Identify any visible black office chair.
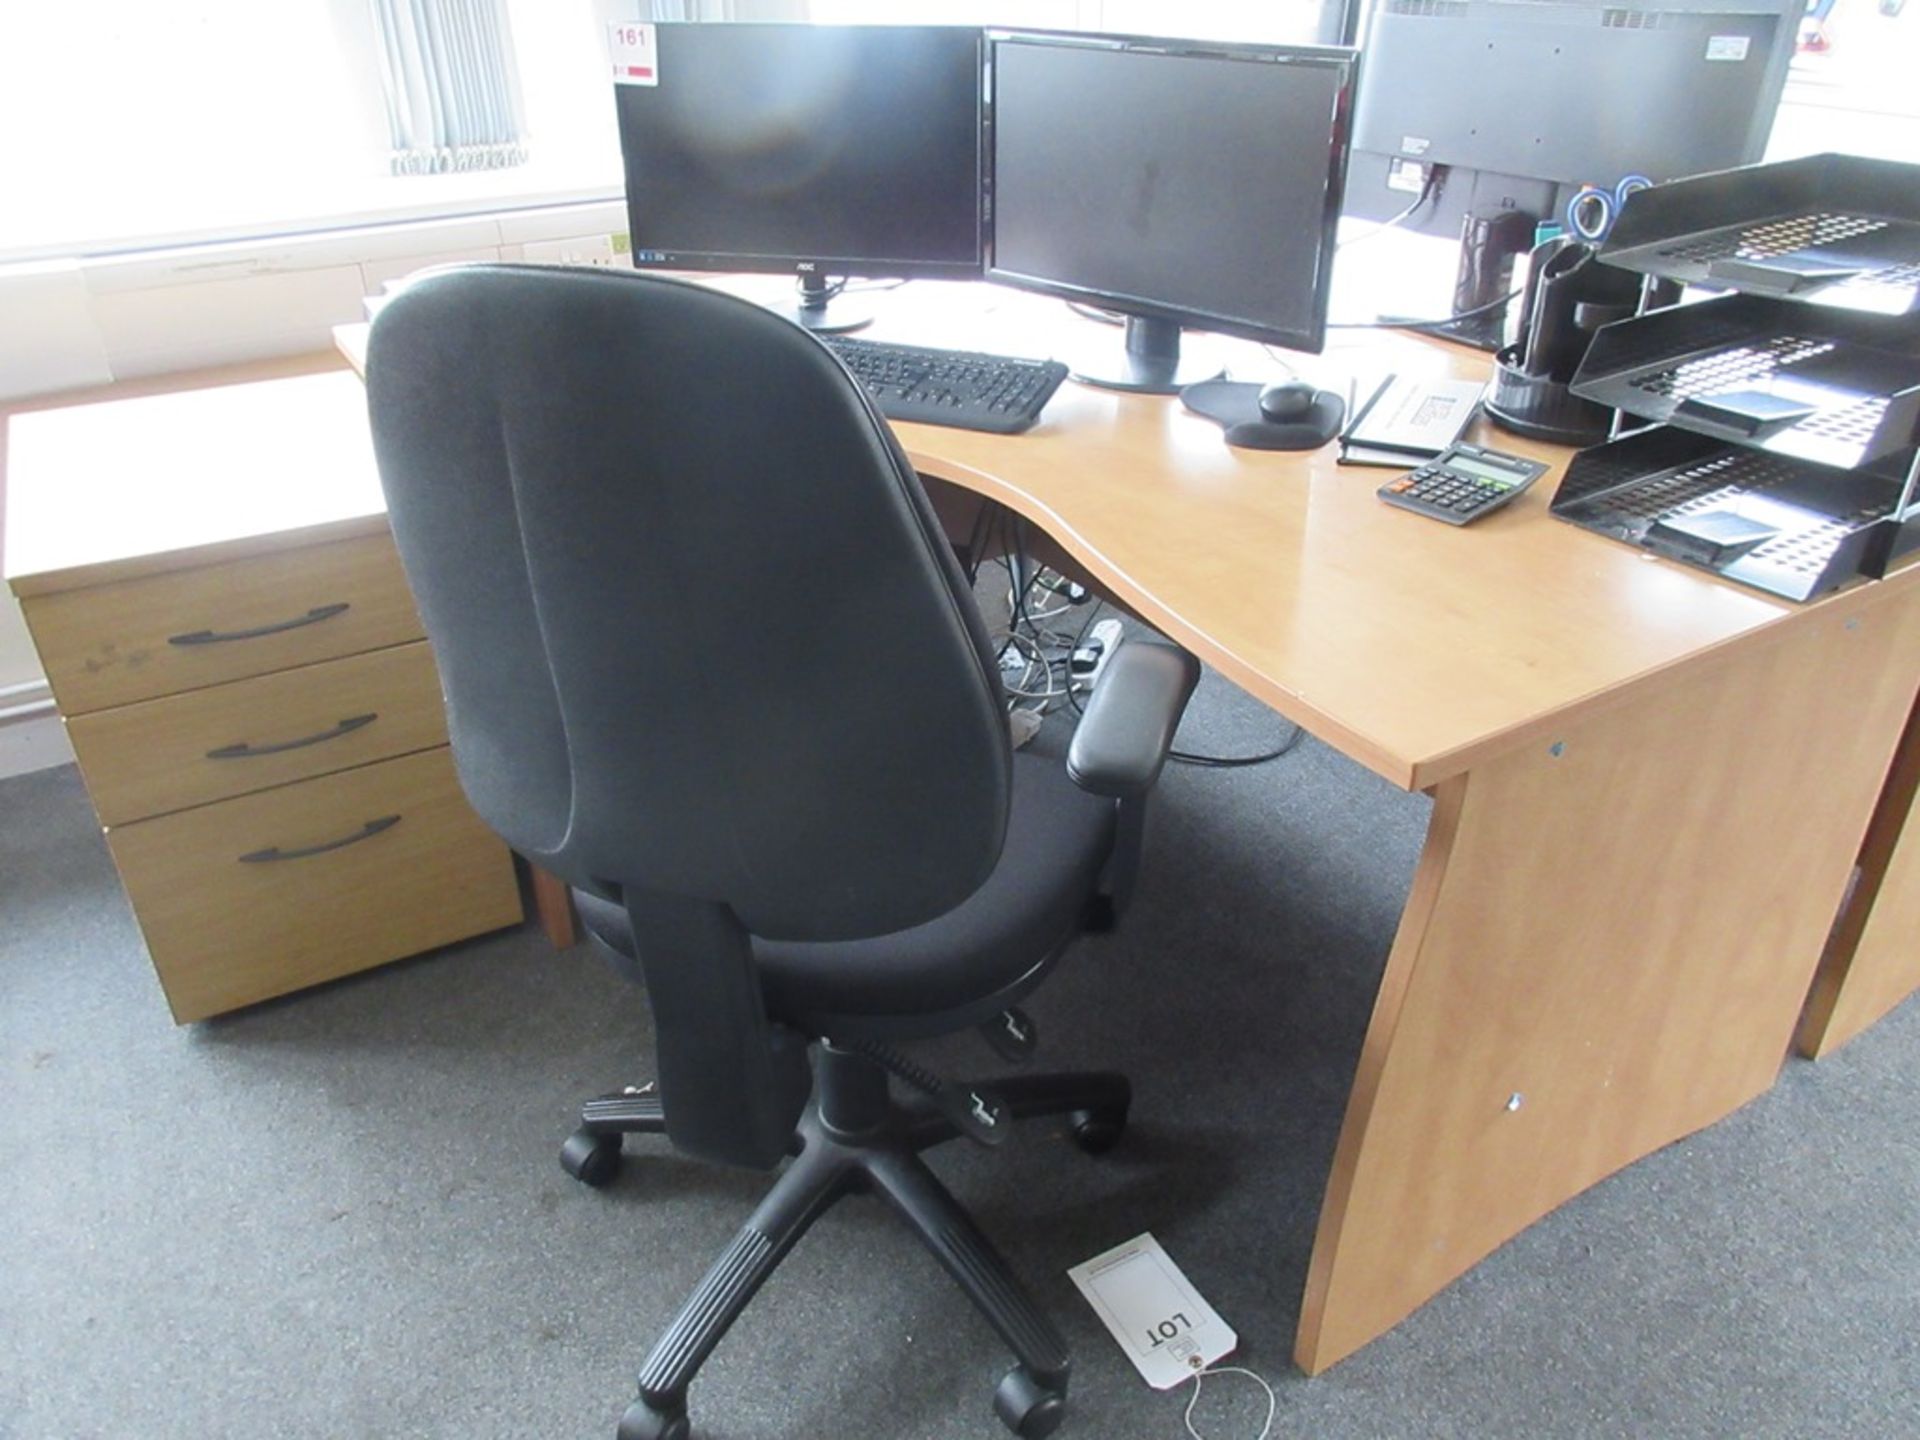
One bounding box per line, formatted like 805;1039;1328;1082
365;266;1198;1440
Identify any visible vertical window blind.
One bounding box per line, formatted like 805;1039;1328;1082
371;0;529;175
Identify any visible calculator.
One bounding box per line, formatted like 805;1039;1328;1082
1376;442;1549;526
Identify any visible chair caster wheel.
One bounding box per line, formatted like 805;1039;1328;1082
561;1129;623;1187
617;1397;690;1440
1068;1104;1127;1156
994;1365;1067;1438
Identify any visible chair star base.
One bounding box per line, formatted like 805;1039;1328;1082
567;1044;1130;1439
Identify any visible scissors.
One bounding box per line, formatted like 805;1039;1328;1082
1565;175;1654;244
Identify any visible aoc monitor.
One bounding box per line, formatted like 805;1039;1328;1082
615;24;986;332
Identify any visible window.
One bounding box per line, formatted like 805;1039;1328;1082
0;1;623;260
1766;0;1920;163
808;1;1090;24
24;0;1887;267
808;1;1334;44
1093;1;1333;43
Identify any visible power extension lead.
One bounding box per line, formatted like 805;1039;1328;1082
1072;619;1126;691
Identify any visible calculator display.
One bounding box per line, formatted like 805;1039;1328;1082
1447;455;1522;484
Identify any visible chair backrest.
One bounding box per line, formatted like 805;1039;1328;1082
366;265;1011;944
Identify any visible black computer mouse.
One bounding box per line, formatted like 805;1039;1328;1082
1257;379;1319;423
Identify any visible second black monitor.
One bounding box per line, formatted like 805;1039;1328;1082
989;32;1357;391
616;24;986;331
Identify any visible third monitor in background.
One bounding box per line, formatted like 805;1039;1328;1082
1347;0;1800;345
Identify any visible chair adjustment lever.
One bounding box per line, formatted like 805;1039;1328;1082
978;1006;1039;1063
845;1040;1010;1147
581;1082;664;1129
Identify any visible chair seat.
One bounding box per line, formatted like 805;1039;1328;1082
576;752;1117;1037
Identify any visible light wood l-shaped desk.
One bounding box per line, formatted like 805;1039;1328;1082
338;283;1920;1374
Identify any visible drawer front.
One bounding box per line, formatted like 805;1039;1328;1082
106;747;522;1023
24;533;425;714
69;641;450;826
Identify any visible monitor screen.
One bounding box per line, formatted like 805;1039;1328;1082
987;35;1355;352
615;24;985;279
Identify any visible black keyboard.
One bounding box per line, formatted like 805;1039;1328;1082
821;336;1068;435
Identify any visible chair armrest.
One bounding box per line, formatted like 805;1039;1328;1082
1067;638;1200;799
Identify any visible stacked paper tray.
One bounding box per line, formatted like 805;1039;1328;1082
1550;426;1917;603
1599;153;1920;318
1569;295;1920;473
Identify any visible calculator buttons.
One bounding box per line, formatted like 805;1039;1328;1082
1375;444;1549;526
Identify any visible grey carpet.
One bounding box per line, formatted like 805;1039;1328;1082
4;667;1919;1440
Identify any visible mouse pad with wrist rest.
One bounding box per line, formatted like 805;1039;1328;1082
1181;380;1347;452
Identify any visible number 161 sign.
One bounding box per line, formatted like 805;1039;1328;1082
610;23;658;87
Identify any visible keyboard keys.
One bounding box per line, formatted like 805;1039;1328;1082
821;335;1068;435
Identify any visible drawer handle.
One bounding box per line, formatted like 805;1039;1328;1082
168;602;351;647
238;814;400;864
206;713;378;761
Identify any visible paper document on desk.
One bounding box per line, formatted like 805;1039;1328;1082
1339;373;1486;466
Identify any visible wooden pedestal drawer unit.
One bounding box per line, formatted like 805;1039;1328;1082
25;531;430;716
66;640;452;827
106;747;519;1022
3;364;524;1023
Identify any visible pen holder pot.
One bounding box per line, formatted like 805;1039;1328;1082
1485;345;1615;446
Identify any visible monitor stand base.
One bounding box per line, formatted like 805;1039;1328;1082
781;274;873;335
1068;315;1224;395
787;300;873;335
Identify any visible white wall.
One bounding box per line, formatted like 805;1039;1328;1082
0;602;41;691
5;200;627;403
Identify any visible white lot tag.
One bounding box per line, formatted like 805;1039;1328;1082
1068;1233;1236;1390
609;23;658;86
